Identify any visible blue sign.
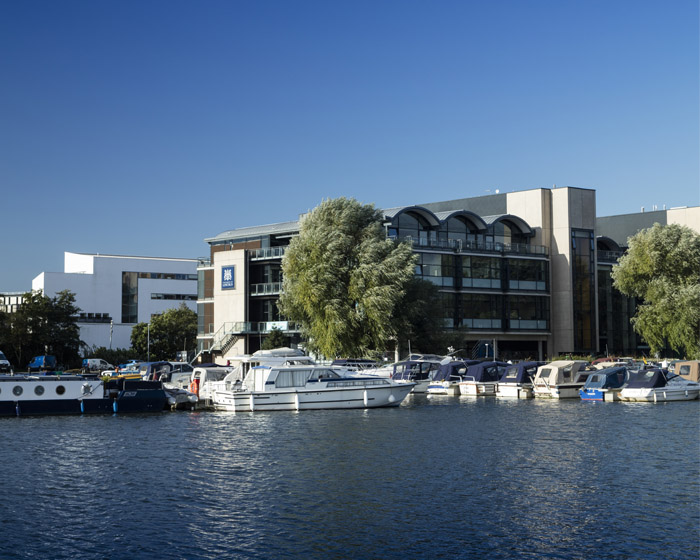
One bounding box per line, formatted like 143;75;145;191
222;266;235;290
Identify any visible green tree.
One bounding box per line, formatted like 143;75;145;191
130;304;197;361
392;277;455;356
278;197;417;358
0;290;83;369
261;327;288;350
612;223;700;359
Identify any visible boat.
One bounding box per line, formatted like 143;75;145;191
673;360;700;383
390;354;444;393
495;361;544;398
532;360;591;399
457;361;508;396
211;364;415;411
427;359;480;395
578;366;628;401
618;368;700;402
0;374;168;416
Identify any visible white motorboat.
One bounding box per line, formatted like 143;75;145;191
458;361;508;396
618;368;700;402
390;354;444;393
532;360;591;399
427;359;480;395
495;361;543;398
212;364;415;411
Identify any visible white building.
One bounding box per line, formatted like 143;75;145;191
33;252;198;351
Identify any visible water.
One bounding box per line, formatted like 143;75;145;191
1;395;698;559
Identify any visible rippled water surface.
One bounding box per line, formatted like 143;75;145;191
1;395;698;559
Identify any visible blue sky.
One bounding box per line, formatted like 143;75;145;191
1;0;698;291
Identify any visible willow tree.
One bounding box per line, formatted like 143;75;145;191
278;197;416;358
611;223;700;359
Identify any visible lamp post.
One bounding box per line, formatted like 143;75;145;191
485;343;490;359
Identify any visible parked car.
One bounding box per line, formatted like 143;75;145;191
82;358;115;373
0;350;13;374
28;355;57;373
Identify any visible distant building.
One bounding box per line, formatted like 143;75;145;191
33;252;198;351
0;292;26;314
196;187;699;363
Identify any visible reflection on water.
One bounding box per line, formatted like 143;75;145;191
0;396;698;559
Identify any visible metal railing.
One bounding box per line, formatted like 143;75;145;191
392;236;548;256
250;282;282;296
250;247;286;260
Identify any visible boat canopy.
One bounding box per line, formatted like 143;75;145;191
465;361;508;382
432;360;479;382
624;369;666;389
392;359;442;381
535;360;590;385
675;361;700;383
582;366;628;389
498;361;542;384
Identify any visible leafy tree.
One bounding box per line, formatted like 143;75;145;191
85;346;141;368
392;278;455;356
261;327;288;350
130;304;197;361
612;223;700;359
278;197;417;358
0;290;83;369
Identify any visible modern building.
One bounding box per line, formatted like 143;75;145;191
33;252;198;351
196;187;699;363
0;292;26;314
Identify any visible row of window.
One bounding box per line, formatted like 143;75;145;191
415;254;548;291
151;293;197;301
2;384;66;396
439;293;550;330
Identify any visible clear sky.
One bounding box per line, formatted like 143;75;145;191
1;0;698;292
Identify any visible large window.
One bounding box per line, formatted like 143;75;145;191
507;259;548;291
507;296;549;330
462;256;501;289
388;212;436;245
415;253;455;286
459;293;503;329
121;272;138;324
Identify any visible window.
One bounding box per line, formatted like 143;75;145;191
462;256;501;289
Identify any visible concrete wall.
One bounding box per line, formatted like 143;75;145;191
212;249;248;357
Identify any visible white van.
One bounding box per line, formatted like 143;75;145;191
82;358;115;373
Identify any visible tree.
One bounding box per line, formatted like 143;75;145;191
131;304;197;361
392;277;455;356
0;290;83;369
261;327;288;350
278;197;417;358
612;223;700;359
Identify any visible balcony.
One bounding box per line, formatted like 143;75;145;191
250;247;286;260
598;250;623;264
393;236;548;257
250;282;282;296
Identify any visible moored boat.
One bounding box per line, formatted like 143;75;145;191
495;361;543;398
579;366;628;401
532;360;591;399
0;374;168;416
618;368;700;403
458;361;508;396
427;359;480;395
212;364;415;411
390;354;444;393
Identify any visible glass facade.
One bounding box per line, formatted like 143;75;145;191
572;229;596;353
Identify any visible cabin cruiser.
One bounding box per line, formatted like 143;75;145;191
0;374;167;416
532;360;591;399
579;366;628;401
495;361;543;398
390;354;444;393
457;361;508;396
427;359;480;395
618;368;700;402
211;364;415;411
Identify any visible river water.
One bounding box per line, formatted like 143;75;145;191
0;395;698;559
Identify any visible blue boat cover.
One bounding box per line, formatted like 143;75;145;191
432;360;480;382
624;368;666;389
582;366;628;390
466;361;508;382
498;361;543;384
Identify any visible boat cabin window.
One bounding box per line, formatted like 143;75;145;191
504;366;519;380
561;365;572;381
538;368;551;380
679;365;690;375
